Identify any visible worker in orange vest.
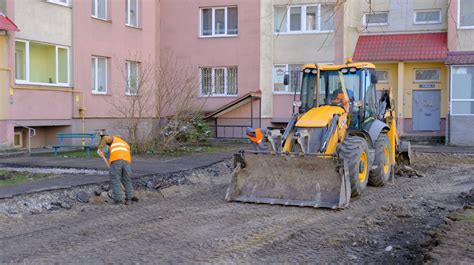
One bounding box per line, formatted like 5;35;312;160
97;132;137;205
246;127;267;151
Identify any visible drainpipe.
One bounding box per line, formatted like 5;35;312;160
447;65;451;146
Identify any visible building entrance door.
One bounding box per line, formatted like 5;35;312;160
412;90;440;131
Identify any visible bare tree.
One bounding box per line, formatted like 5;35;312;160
153;51;205;148
107;51;206;153
107;53;155;153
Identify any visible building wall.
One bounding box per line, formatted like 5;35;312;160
160;0;261;114
448;0;474;51
73;0;157;119
355;0;448;35
14;0;72;47
402;63;448;119
265;0;339;123
374;63;399;109
449;116;474;145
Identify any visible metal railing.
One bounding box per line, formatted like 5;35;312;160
209;125;249;139
10;121;36;153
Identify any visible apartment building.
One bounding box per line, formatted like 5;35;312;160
4;0;73;149
0;0;157;149
0;0;473;149
446;0;474;145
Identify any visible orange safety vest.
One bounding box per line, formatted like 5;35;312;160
248;128;264;144
109;136;131;163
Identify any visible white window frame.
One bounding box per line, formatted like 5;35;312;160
91;56;108;95
15;40;70;87
200;66;238;96
126;0;139;27
450;65;474;116
363;12;389;26
458;0;474;29
274;4;335;35
414;9;441;25
47;0;69;7
199;6;238;37
272;64;301;94
413;68;440;83
92;0;108;20
375;70;389;83
125;61;139;96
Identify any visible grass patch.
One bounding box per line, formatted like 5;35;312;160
467;212;474;223
0;170;52;187
57;148;101;158
51;140;246;159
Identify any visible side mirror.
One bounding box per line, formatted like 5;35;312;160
283;74;289;86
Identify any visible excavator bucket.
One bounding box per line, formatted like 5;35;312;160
225;152;351;209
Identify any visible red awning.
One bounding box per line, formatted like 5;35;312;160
353;33;447;62
0;13;19;31
445;51;474;65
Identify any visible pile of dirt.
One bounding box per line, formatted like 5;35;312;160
0;161;231;216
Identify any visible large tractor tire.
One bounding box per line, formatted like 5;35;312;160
338;136;370;197
369;133;391;187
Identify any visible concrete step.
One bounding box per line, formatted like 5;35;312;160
401;135;445;145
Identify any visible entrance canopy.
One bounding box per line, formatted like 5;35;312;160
353;33;447;61
0;13;19;31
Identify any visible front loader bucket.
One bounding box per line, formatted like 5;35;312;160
225;152;351;209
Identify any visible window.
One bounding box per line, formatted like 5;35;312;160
363;12;389;26
375;70;389;83
274;5;335;33
92;0;107;20
273;64;302;93
459;0;474;28
15;40;70;86
414;69;440;82
14;132;22;148
126;61;139;95
200;66;238;96
126;0;138;27
201;7;238;37
91;57;107;94
451;66;474;115
47;0;69;6
414;10;441;24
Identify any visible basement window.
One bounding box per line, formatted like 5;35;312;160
15;40;70;86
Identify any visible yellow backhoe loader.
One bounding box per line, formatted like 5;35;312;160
226;60;410;209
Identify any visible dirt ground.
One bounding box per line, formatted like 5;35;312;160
0;153;473;264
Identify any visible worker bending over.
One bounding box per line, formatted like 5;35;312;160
97;132;137;205
246;127;267;151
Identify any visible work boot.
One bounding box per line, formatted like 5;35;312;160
131;196;139;202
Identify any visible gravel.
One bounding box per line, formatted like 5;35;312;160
0;165;108;175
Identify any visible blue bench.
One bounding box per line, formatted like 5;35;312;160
53;133;97;157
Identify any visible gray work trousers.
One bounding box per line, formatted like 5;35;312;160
110;159;134;203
